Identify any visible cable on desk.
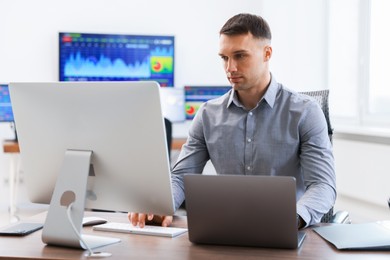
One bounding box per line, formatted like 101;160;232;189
66;202;111;258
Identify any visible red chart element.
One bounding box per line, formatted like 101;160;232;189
152;61;162;71
186;106;195;115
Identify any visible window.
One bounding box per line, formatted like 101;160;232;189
328;0;360;124
329;0;390;129
368;0;390;118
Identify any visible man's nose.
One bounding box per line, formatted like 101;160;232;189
225;59;237;73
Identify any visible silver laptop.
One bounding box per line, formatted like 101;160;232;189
183;174;306;249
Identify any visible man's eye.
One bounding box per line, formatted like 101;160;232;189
235;54;245;59
220;56;228;61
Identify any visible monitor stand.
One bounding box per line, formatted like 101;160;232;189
42;150;120;250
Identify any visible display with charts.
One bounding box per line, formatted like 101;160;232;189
184;86;231;120
0;84;14;122
59;32;175;87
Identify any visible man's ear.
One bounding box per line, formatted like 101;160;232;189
264;45;272;61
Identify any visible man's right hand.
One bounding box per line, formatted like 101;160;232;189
127;212;173;228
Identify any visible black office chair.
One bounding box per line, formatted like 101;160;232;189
300;90;333;142
300;90;350;224
164;118;172;161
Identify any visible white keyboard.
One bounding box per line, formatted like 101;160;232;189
93;222;187;238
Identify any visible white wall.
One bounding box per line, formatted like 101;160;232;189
333;137;390;207
262;0;328;91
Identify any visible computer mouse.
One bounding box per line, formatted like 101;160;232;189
82;216;108;226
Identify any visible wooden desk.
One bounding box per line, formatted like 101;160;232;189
172;137;186;150
2;141;20;153
3;139;187;153
0;211;389;259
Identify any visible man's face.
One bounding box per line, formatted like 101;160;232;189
218;33;271;91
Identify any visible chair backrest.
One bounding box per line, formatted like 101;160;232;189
299;90;333;143
299;89;334;223
164;117;172;160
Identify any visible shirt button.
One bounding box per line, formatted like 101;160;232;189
247;138;252;143
249;112;253;116
247;166;251;170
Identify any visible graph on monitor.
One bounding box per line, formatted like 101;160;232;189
184;86;231;120
0;84;14;122
59;33;174;87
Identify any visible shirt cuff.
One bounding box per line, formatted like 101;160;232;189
296;204;311;228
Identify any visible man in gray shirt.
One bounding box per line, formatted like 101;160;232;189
129;13;336;229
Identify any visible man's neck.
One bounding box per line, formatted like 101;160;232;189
237;73;271;110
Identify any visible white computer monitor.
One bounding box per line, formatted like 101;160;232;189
10;81;175;250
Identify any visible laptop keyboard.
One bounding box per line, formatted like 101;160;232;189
93;222;187;238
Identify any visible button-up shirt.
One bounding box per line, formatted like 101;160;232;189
171;75;336;226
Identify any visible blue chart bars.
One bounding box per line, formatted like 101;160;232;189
0;84;14;122
59;33;175;87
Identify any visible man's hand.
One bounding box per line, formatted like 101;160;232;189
128;212;173;228
297;214;305;229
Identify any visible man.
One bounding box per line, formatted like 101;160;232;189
129;13;336;229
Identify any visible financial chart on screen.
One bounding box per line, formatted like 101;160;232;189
184;86;231;120
0;84;14;122
59;33;174;87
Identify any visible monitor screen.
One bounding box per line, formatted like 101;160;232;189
0;84;14;122
59;33;175;87
10;81;174;216
184;86;231;120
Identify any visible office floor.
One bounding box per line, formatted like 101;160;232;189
0;151;389;227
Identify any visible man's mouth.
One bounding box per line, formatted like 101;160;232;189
229;76;242;83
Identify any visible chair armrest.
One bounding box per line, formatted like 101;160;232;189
331;210;351;224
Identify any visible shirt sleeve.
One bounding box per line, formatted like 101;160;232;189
170;105;210;211
296;100;337;226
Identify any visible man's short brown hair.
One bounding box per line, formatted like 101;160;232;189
220;13;272;40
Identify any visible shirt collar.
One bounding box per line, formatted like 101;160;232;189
227;73;279;109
